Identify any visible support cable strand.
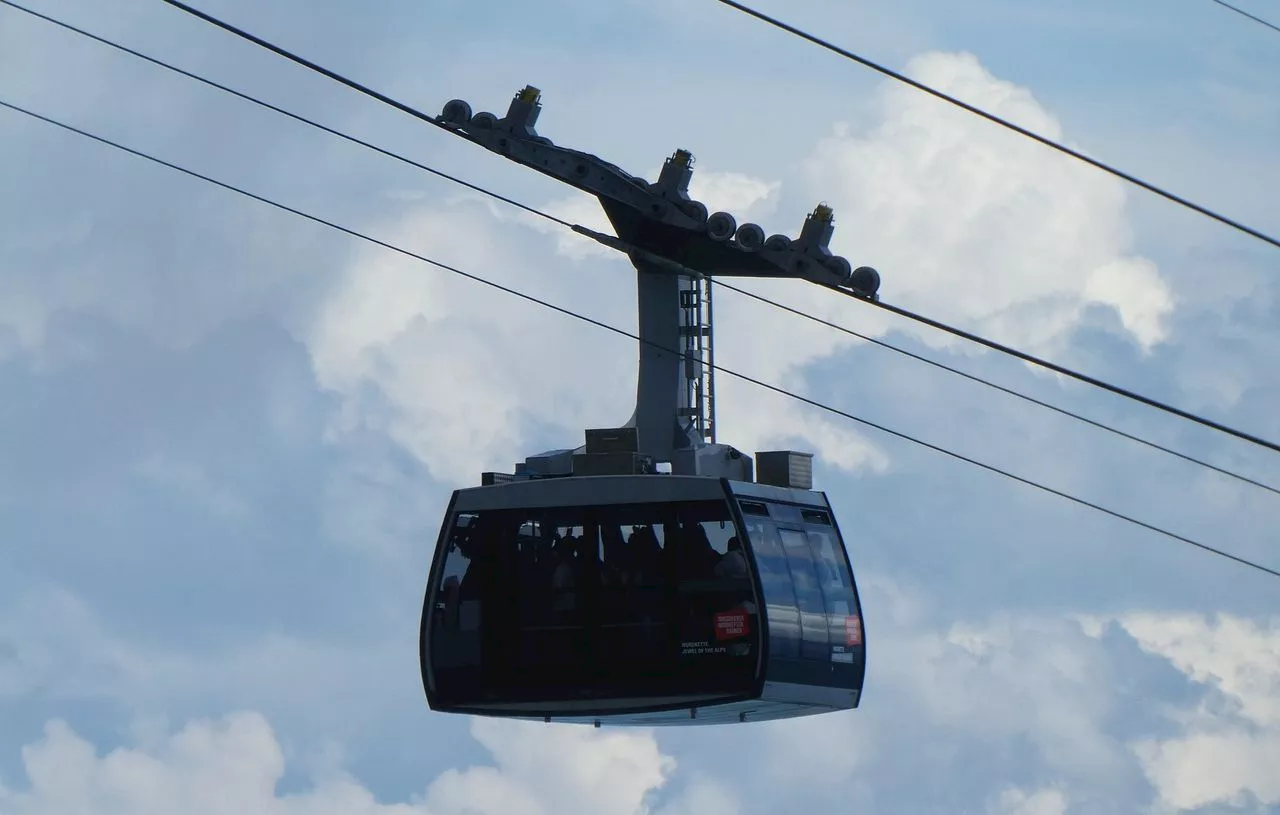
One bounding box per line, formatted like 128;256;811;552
849;290;1280;455
1210;0;1280;35
708;0;1280;251
714;280;1280;496
0;0;569;230
147;0;1280;453
3;96;1276;580
6;0;1278;485
161;0;453;133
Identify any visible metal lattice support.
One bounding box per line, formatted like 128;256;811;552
704;275;716;444
678;275;715;445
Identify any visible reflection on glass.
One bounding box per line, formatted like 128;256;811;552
778;528;830;660
742;517;799;659
736;501;864;672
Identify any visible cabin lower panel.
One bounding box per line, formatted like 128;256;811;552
511;698;847;727
433;678;860;727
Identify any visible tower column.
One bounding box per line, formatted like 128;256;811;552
626;260;702;463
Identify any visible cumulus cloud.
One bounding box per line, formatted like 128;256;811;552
1112;613;1280;810
991;786;1069;815
12;577;1280;814
1117;613;1280;728
710;578;1142;813
0;714;308;815
802;51;1174;356
0;713;677;815
443;718;675;815
651;776;742;815
306;200;638;486
1134;730;1280;812
867;599;1128;782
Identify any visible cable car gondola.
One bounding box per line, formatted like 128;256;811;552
420;464;866;725
418;86;877;725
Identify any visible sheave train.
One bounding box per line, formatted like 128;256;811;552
419;86;881;726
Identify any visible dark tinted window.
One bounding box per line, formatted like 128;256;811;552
429;513;481;671
801;509;831;525
427;499;758;707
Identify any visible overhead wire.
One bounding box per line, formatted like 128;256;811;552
716;280;1280;496
1210;0;1280;35
8;0;1278;491
0;1;568;231
141;0;1280;457
160;0;455;134
847;292;1280;455
3;95;1276;581
705;0;1280;253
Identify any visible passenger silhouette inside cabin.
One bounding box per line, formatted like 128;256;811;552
714;536;748;578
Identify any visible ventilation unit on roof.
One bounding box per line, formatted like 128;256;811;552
754;451;814;490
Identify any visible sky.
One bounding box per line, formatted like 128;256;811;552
2;0;1279;812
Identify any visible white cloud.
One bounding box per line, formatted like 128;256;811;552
0;714;313;815
14;579;1280;814
1133;730;1280;812
991;786;1069;815
306;201;637;486
1082;258;1171;351
802;51;1175;357
721;578;1136;804
686;170;780;221
874;610;1127;780
1117;613;1280;728
442;718;676;815
0;713;677;815
652;776;741;815
1112;613;1280;811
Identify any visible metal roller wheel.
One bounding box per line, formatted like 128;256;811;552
764;234;792;252
735;223;765;250
440;99;472;126
707;211;737;242
679;200;709;228
851;266;881;297
824;255;853;283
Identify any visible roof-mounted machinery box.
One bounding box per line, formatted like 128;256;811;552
755;450;814;490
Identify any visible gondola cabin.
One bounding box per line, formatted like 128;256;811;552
420;470;866;725
416;85;880;725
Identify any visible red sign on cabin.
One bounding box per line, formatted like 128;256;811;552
714;608;751;641
844;615;863;647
